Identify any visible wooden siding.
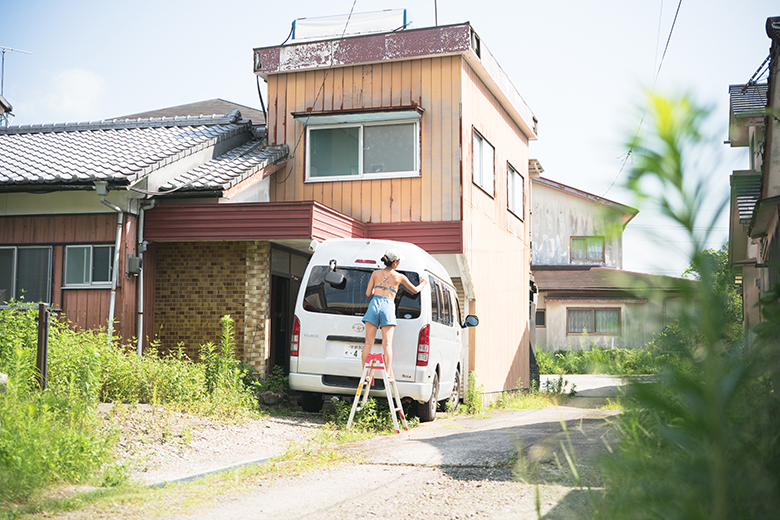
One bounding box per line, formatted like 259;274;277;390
0;213;139;344
266;56;462;225
0;214;117;244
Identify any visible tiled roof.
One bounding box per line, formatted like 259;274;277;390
114;99;266;125
729;84;768;118
0;112;249;188
532;266;691;292
731;171;763;223
161;141;289;192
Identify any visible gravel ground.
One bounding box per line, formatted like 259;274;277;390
98;403;326;486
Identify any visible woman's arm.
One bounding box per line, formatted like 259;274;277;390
399;273;428;294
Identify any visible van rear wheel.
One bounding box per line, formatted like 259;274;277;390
439;370;460;412
417;373;439;422
300;392;323;413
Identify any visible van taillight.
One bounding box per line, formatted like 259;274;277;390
417;324;430;366
291;315;300;357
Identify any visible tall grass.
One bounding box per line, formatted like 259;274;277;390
0;306;257;504
593;94;780;519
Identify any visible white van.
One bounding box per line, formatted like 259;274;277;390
290;238;478;422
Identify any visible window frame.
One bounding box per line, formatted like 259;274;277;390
570;236;605;262
63;244;115;288
535;309;546;327
0;246;53;305
566;307;621;336
507;162;525;220
304;118;421;183
472;129;495;196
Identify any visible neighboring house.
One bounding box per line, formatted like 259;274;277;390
0;105;288;366
727;16;780;335
1;15;538;398
246;17;537;396
530;168;690;350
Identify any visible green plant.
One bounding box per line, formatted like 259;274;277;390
594;93;780;519
464;371;483;414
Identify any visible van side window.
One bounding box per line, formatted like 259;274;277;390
430;279;440;323
442;287;452;326
454;294;463;326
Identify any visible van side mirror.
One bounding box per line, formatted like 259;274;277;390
463;315;479;328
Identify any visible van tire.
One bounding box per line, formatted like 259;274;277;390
417;372;439;422
300;392;323;413
439;370;460;412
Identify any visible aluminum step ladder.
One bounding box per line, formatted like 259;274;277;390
346;353;409;434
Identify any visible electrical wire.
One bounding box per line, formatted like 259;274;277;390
601;0;684;198
274;0;359;184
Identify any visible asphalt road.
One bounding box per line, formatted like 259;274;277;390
160;375;626;519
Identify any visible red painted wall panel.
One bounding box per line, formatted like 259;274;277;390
366;221;463;254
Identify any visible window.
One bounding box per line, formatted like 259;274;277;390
305;119;420;181
302;266;421;319
571;236;604;261
0;247;52;304
535;309;546;327
64;245;114;286
473;130;494;195
508;163;524;219
567;308;620;335
430;279;440;323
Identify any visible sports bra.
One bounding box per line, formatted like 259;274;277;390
374;270;397;294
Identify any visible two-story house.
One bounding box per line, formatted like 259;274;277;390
1;13;538;400
530;166;690;350
727;16;780;336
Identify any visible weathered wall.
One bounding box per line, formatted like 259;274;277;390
531;182;624;268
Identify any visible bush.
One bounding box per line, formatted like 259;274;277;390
536;345;682;375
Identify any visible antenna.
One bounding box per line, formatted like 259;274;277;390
1;46;32;97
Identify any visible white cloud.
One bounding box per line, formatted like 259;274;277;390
46;68;105;120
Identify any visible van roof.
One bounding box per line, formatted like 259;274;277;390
311;238;451;281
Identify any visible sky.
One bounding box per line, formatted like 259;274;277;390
2;0;778;276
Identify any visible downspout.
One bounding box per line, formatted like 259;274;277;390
94;181;122;346
136;200;155;356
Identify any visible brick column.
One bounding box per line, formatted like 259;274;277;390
244;241;271;378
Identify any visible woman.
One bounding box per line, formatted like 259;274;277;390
362;248;428;383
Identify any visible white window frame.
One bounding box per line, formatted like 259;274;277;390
473;130;495;196
507;162;524;220
304;118;421;183
0;246;52;305
64;244;114;288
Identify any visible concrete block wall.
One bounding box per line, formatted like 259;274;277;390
154;241;271;376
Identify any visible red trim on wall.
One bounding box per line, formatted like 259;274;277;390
145;201;463;255
366;221;463;254
144;201;367;242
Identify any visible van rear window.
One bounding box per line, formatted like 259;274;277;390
302;266;421;319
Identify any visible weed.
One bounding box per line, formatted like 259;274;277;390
464;371;483;414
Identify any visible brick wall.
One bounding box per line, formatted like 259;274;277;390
154;241;271;376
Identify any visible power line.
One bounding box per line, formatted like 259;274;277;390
601;0;684;198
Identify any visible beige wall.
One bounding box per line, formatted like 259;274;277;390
461;58;532;396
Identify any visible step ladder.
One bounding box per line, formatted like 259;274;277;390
346;353;409;434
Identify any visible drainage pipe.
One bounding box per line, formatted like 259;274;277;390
136;200;154;356
94;181;123;346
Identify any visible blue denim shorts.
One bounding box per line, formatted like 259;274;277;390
362;295;397;328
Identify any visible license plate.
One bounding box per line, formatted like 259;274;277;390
343;345;362;359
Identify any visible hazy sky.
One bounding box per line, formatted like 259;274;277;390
2;1;777;275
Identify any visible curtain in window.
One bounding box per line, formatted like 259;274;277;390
568;309;592;333
587;238;604;260
16;248;50;303
0;249;13;304
571;238;587;260
595;309;619;333
363;123;414;174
